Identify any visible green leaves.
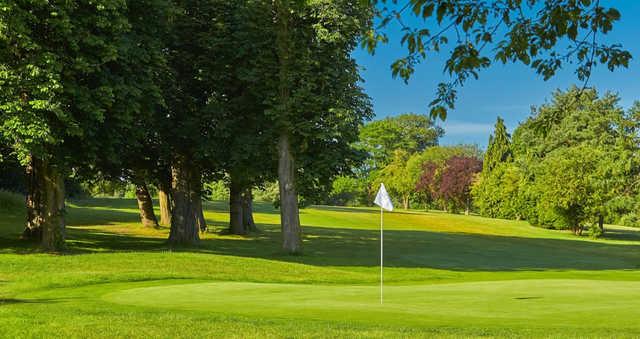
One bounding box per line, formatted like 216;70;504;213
367;0;631;120
358;113;443;169
0;0;138;167
483;117;512;173
476;87;640;233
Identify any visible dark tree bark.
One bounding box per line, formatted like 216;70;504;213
572;225;584;236
22;156;66;250
229;178;246;235
278;133;302;254
465;196;471;216
40;161;65;251
135;182;159;227
22;156;66;251
22;156;43;241
168;155;200;245
158;182;172;226
242;188;257;232
194;197;207;233
275;0;301;254
598;215;605;234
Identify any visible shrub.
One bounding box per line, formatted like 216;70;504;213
619;213;640;228
328;176;368;206
204;180;229;201
254;181;280;205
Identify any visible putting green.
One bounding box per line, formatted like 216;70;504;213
104;279;640;329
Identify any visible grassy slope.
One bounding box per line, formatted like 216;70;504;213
0;198;639;338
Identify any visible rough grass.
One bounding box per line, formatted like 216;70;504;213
1;198;639;338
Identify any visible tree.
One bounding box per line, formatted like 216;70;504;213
219;0;278;235
116;0;171;230
437;156;482;214
134;183;159;228
358;113;443;168
415;161;439;208
366;0;632;119
409;145;480;210
0;1;138;250
270;0;373;253
160;0;237;245
483;117;512;173
472;161;527;219
481;87;640;235
64;0;171;230
328;176;369;206
157;168;173;226
534;145;608;235
473;117;520;219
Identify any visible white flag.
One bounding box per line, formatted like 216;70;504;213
374;183;394;211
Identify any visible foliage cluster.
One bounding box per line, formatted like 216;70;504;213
0;0;373;251
473;87;640;236
0;1;633;251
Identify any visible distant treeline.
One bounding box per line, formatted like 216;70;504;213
327;87;640;237
473;87;640;236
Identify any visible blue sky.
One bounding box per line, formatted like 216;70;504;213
353;1;640;148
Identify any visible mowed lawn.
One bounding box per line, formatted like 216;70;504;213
1;198;640;338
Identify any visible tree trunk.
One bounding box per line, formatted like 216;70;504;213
40;161;65;251
229;178;246;235
573;225;584;236
194;197;207;233
24;156;66;251
168;155;200;245
275;1;301;254
135;182;159;227
403;195;409;210
242;188;257;232
158;182;172;226
278;133;302;254
598;215;605;234
22;155;43;241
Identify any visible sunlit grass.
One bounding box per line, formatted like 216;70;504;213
1;198;639;337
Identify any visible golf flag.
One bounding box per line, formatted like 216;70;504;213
374;183;392;304
374;183;394;211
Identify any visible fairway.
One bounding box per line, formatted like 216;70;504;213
104;279;640;329
2;198;640;337
3;1;640;337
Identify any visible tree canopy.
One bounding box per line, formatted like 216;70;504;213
0;1;635;251
474;87;640;236
358;113;443;168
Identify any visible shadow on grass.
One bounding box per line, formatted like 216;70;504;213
66;199;278;228
6;223;639;272
306;205;379;214
308;205;439;217
2;199;640;271
599;228;640;242
201;224;640;271
0;298;72;305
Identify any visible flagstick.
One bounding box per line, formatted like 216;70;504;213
380;205;383;305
